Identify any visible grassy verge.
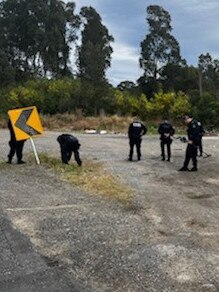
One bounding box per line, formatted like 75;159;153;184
39;153;133;205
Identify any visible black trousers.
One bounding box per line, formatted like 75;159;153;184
129;138;142;160
60;145;81;166
183;144;198;168
161;139;172;160
8;140;25;162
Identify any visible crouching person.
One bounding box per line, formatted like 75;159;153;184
57;134;82;166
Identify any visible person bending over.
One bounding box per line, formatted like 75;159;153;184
57;134;82;166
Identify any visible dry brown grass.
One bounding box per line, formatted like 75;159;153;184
42;113;133;133
39;154;133;205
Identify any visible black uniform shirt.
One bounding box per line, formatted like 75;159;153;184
128;122;147;140
187;119;200;145
57;134;80;151
158;122;175;139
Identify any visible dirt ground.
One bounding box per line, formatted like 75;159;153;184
0;129;218;291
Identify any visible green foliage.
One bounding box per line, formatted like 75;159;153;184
114;90;141;115
141;91;191;119
161;64;198;93
7;85;44;109
0;0;79;82
0;78;81;114
114;89;191;120
169;92;191;118
0;50;15;86
192;93;219;126
44;78;81;114
1;77;219;128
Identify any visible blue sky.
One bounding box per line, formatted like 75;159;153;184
71;0;219;85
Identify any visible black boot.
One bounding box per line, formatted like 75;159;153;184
190;167;198;171
17;160;26;164
178;166;189;171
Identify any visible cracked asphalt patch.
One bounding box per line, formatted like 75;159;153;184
0;130;219;291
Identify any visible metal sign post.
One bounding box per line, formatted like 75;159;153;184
30;138;40;165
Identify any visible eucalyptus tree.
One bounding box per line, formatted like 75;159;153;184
78;6;114;84
140;5;181;81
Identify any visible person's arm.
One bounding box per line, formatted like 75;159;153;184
170;126;175;136
200;125;205;135
128;124;132;138
158;124;163;135
141;123;147;136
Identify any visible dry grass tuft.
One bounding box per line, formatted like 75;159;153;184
39;154;133;205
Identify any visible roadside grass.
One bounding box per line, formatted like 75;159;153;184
39;153;133;206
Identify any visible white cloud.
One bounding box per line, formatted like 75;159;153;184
107;42;142;85
111;42;139;63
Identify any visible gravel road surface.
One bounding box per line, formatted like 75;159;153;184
0;129;218;291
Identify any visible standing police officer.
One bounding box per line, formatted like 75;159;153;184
57;134;82;166
158;120;175;161
128;117;147;161
179;114;200;171
7;119;26;164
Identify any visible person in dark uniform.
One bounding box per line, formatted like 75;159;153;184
7;119;26;164
158;120;175;161
128;118;147;161
57;134;82;166
197;121;205;156
178;114;200;171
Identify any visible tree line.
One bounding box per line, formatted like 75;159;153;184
0;1;219;126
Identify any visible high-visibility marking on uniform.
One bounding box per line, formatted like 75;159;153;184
133;122;141;127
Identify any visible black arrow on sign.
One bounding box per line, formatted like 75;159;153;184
15;109;41;136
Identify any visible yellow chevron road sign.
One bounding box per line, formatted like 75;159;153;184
8;106;44;141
